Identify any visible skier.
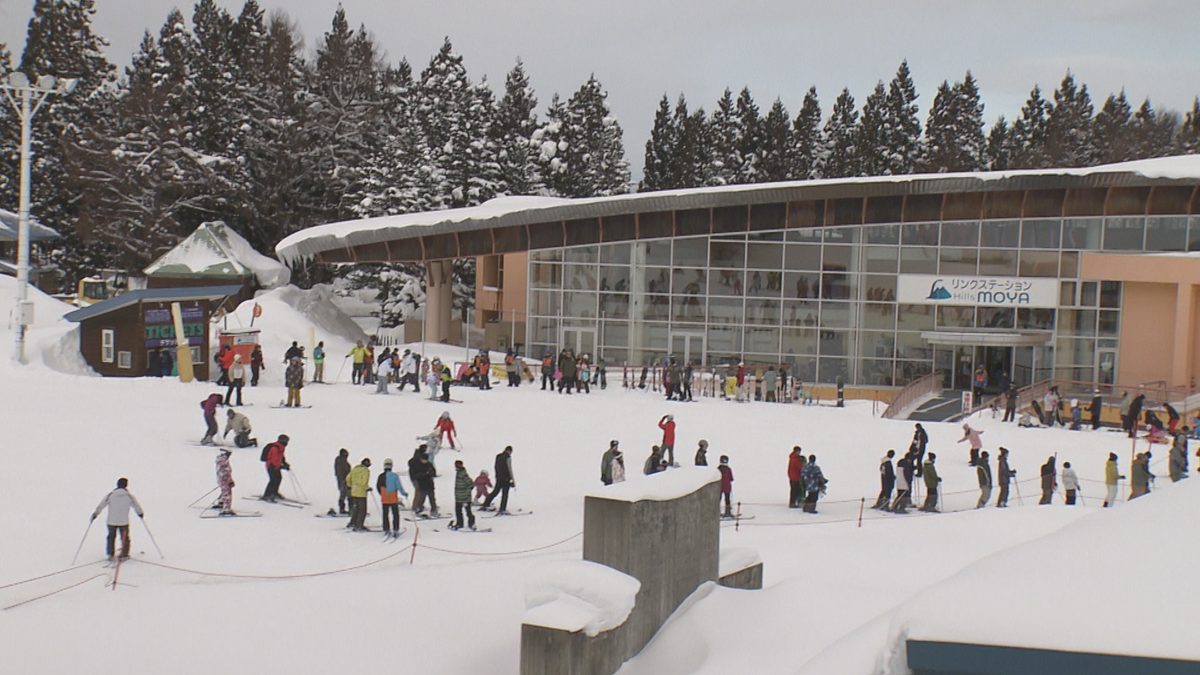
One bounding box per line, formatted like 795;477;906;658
1061;461;1080;505
872;449;895;510
248;345;262;386
449;460;477;531
362;345;375;385
919;453;940;512
215;343;231;386
976;451;993;509
540;349;556;390
91;478;145;561
1130;452;1153;500
1169;429;1190;482
643;446;664;475
913;423;929;473
658;414;677;467
601;440;619;486
718;455;734;517
346;458;371;531
376;458;407;537
505;350;520;387
436;359;454;403
892;450;915;514
474;350;492;390
996;447;1015;508
200;392;223;445
284;356;304;407
481;446;515;514
335;448;351;515
694;440;709;466
215;448;235;515
347;341;367;385
223;408;257;448
1103;452;1125;507
957;423;984;466
407;447;435;516
801;454;826;514
261;434;290;502
374;353;390;394
312;341;325;383
1039;456;1057;505
788;446;805;508
474;469;492;503
434;411;458;449
224;354;246;406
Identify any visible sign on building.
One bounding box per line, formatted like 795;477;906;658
896;275;1058;309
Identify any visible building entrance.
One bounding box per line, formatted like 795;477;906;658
561;327;596;359
936;345;1024;394
669;331;706;367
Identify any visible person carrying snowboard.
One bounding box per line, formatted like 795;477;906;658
346;458;371;531
200;393;223;445
718;455;734;517
658;414;677;467
262;434;290;502
215;448;235;515
435;411;458;449
224;408;257;448
91;478;144;561
377;458;407;537
450;460;477;531
873;449;896;510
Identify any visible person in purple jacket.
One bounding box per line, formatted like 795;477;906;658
200;393;223;445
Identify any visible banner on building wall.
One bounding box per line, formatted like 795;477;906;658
896;275;1058;309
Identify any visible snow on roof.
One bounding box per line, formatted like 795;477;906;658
275;155;1200;264
884;481;1200;662
523;560;641;636
0;208;60;242
587;466;721;503
146;221;290;288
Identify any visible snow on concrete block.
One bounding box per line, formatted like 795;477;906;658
586;467;721;503
718;547;761;578
523;560;641;637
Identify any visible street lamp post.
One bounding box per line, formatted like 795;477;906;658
1;72;76;364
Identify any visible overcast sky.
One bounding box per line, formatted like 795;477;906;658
3;0;1200;181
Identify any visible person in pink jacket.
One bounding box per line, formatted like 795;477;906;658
957;423;984;466
473;470;492;503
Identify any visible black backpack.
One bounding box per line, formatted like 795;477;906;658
260;442;277;463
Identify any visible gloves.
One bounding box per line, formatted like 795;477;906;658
282;462;290;471
90;513;96;522
230;481;236;488
138;513;145;519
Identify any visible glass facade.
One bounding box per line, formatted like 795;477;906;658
526;213;1198;388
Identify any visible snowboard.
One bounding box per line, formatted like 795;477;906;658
489;509;532;517
200;510;262;518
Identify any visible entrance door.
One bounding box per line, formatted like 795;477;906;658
977;346;1014;394
669;331;706;367
561;327;596;358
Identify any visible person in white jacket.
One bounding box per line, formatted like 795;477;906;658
375;355;391;394
223;409;257;448
1061;461;1080;505
91;478;145;560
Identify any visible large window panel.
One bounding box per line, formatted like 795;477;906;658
564;263;598;290
530;263;562;289
900;247;938;274
671;268;706;295
824;227;859;244
859;359;895;386
636;240;673;266
1103;217;1145;250
1021;220;1061;249
977;249;1018;276
1018;250;1058;277
1017;308;1055;330
1062;218;1102;250
673;237;708;267
599;265;630;292
981;220;1020;247
784;243;822;270
1100;281;1121;308
819;302;852;328
818;331;849;356
745;299;781;325
600;242;630;265
530;317;558;343
896;331;932;360
896;304;935;330
896;360;933;386
564;246;598;263
862;302;896;330
746;242;783;269
976;307;1015;329
783;300;819;327
744;327;781;354
599;322;628;364
671;296;706;323
941;221;979;247
784;355;817;382
642;267;671;294
860;331;895;359
745;270;782;298
937;306;975;328
939;248;978;275
644;294;670;321
707;297;744;324
781;327;818;355
530;290;561;316
903;223;939;246
863;274;896;302
864;246;898;273
708;270;744;296
865;224;900;244
531;249;563;262
785;271;821;299
563;291;597;318
599;293;629;319
1098;310;1120;337
707;326;742;355
1060;251;1079;278
1059;309;1097;336
1145;216;1188;251
817;356;850;382
1055;338;1095;367
710;240;746;268
820;271;854;300
822;245;853;270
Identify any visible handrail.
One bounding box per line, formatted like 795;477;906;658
959;377;1200;422
882;370;944;419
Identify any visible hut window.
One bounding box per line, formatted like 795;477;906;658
102;329;115;363
118;351;132;369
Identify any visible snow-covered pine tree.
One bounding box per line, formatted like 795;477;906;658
790;87;821;180
820;88;859;178
1092;90;1134;164
534;93;569;196
856;82;887;176
675;97;711;188
1008;85;1052;168
189;0;237;157
733;87;762;184
1130;98;1178;160
551;75;628;198
418;37;492;209
707;88;738;186
922;72;985;173
1045;71;1094;167
985;117;1013;170
0;40;17;206
880;60;921;175
493;60;542;196
641;94;676;191
1178;98;1200;155
337;262;426;329
759;98;791;182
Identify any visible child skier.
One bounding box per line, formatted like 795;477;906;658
473;469;492;503
718;455;734;517
215;448;235;515
450;460;476;531
435;411;457;449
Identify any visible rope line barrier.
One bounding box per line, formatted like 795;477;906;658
0;560;104;590
3;573;107;611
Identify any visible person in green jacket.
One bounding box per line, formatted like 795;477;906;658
346;458;372;531
919;453;941;512
450;460;476;531
312;341;325;383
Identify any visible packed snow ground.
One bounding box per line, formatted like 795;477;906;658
0;279;1190;674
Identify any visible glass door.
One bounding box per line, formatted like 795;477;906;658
669;331;707;366
561;327;596;359
1097;349;1117;386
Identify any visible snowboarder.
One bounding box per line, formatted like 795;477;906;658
312;341;325;383
788;446;806;508
1169;429;1190;482
261;435;290;502
200;393;223;445
919;453;940;512
601;440;619;486
248;345;262;386
1039;456;1057;505
91;478;144;560
284;356;304;407
223;408;257;448
474;470;492;503
224;354;246;406
658;414;677;467
996;447;1015;508
377;458;407;536
346;458;371;531
335;448;351;515
643;446;664;475
718;455;734;517
694;440;709;466
892;451;915;514
540;350;556;390
801;455;826;514
1061;461;1080;505
872;449;895;510
215;448;235;514
450;460;476;531
1130;452;1153;499
435;412;458;450
481;446;515;514
1104;452;1125;507
957;423;984;466
976;451;993;509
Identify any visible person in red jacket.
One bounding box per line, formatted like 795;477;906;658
658;414;676;467
262;434;290;502
787;446;806;508
718;455;734;517
435;411;457;449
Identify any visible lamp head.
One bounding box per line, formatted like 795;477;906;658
6;72;29;88
36;75;57;91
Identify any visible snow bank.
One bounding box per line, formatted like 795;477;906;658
146;221;290;288
0;274;91;374
588;467;721;503
718;547;761;578
523;560;641;637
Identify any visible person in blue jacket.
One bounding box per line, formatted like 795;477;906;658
376;459;409;537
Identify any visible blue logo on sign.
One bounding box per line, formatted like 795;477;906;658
926;280;952;300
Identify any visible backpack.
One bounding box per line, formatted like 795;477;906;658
260;442;278;463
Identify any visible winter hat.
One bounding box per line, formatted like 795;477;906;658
440;411;450;419
1109;452;1118;461
383;458;393;468
278;434;290;444
699;440;708;448
1070;399;1078;407
610;440;619;447
227;408;236;416
234;354;242;361
362;458;371;467
117;477;128;488
481;469;489;476
719;455;729;464
455;460;464;468
665;414;674;421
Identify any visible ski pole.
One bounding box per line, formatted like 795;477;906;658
139;517;165;559
188;487;219;509
71;518;96;565
1014;480;1024;506
335;355;349;384
288;468;308;503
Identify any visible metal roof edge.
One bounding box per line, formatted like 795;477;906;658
63;285;245;322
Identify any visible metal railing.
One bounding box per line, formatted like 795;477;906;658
881;370;944;419
958;377;1200;423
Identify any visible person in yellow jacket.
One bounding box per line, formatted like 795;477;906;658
1103;452;1125;507
348;341;368;385
346;458;372;531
